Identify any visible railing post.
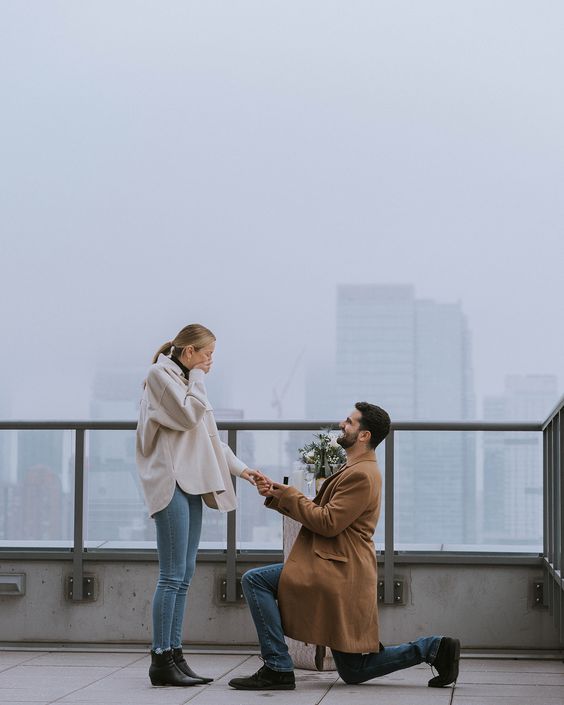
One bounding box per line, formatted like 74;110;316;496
226;429;238;602
72;429;86;601
559;411;564;643
384;429;395;604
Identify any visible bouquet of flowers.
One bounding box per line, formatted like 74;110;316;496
298;430;346;479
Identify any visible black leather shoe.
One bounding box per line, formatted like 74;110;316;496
228;664;296;690
428;637;461;687
149;649;201;686
172;647;213;684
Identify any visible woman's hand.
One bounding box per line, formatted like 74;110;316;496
253;472;286;499
191;360;212;374
241;469;263;486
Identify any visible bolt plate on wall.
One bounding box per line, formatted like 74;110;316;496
377;577;405;605
219;577;245;603
65;575;97;602
532;581;546;608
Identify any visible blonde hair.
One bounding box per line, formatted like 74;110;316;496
152;324;216;364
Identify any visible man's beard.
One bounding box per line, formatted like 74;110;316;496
337;430;359;449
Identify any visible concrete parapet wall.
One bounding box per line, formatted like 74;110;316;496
0;560;559;649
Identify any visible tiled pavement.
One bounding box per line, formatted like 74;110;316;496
1;649;564;705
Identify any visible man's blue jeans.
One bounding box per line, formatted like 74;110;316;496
152;485;202;652
242;563;442;680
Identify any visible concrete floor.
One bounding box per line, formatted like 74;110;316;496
1;649;564;705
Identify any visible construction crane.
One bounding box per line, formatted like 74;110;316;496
271;346;306;476
271;347;306;419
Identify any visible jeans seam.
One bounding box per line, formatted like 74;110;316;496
153;488;202;652
249;576;277;669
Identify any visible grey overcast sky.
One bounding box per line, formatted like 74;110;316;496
1;1;563;419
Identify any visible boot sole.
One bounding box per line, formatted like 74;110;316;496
150;680;200;687
229;683;296;690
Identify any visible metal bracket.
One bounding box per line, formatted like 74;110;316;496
65;575;97;602
219;576;245;603
532;581;546;608
378;577;405;605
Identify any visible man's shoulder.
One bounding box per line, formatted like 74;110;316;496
336;461;381;487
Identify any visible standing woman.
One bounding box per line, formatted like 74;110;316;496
136;324;259;687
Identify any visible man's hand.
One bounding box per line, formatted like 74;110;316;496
262;482;287;499
255;473;287;499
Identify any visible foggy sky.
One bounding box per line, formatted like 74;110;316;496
1;1;563;420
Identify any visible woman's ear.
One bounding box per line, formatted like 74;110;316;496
181;345;194;362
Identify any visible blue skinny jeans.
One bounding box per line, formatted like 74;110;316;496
152;484;202;652
242;563;442;680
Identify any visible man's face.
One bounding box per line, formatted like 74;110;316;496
337;409;363;449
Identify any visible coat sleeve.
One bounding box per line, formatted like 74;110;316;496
270;471;373;537
145;367;208;431
220;441;247;477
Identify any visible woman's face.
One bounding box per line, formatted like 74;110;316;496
181;341;216;369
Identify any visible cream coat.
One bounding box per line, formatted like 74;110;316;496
265;452;382;653
136;354;247;516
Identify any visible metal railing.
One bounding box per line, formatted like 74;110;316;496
2;417;555;608
543;396;564;643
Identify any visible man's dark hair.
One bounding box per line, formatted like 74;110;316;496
355;402;391;449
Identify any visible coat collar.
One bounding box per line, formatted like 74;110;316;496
342;450;377;470
318;450;377;492
156;353;188;379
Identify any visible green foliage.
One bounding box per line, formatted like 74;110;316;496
297;430;346;478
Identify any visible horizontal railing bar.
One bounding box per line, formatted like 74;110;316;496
0;421;138;431
0;549;544;566
0;420;544;432
543;558;564;587
391;422;541;432
393;553;543;566
543;394;564;430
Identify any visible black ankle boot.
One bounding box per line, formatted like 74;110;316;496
172;648;213;684
428;637;461;687
149;649;201;686
229;664;295;690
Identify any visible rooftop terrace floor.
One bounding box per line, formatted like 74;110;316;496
1;648;564;705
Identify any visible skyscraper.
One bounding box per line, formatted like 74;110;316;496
482;375;558;548
309;284;476;545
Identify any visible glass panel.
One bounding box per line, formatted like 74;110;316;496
394;430;542;552
86;430;153;547
234;430;284;551
395;431;476;549
481;430;543;551
0;430;74;546
374;439;386;549
86;429;227;549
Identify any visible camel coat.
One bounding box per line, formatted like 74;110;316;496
265;452;382;653
136;354;247;516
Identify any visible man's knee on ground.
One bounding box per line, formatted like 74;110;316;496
339;671;364;685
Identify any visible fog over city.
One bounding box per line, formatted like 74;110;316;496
1;1;563;421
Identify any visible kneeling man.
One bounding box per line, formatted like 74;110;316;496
229;402;460;690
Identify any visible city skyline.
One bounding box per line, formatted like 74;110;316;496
0;281;560;423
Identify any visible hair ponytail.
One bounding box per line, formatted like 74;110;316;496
152;341;173;364
150;324;216;365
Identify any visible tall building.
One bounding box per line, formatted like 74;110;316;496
88;367;150;543
482;375;558;547
308;284;476;545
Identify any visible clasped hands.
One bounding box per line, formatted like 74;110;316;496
240;469;286;499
